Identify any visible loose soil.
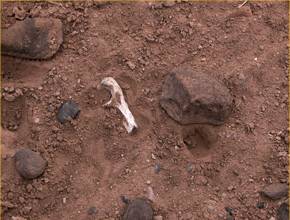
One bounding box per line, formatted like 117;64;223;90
1;1;289;220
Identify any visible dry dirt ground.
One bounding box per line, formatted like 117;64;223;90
1;1;289;220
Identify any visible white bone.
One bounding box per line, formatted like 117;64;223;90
100;77;138;133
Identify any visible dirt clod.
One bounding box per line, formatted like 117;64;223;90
14;149;47;179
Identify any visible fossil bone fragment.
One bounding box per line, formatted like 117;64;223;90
100;77;138;133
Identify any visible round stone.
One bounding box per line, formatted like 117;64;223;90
14;149;47;179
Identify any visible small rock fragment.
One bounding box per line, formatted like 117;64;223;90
225;207;234;220
261;183;288;200
22;206;32;215
256;201;265;209
2;201;16;210
147;186;155;202
3;93;16;102
14;149;47;179
154;216;163;220
57;100;80;123
160;67;233;125
13;6;26;20
87;206;97;215
154;164;161;174
121;195;130;204
126;61;136;70
163;1;175;7
277;202;289;220
12;217;27;220
123;198;153;220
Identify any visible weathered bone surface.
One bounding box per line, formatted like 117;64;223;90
100;77;138;133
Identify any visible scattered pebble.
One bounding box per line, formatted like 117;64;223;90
14;149;47;179
154;164;161;174
225;207;234;220
57;100;80;123
19;197;25;204
22;206;32;215
261;183;288;200
162;1;175;7
195;175;208;186
121;195;130;204
126;61;136;70
12;217;27;220
13;6;26;20
256;201;265;209
154;215;163;220
26;184;33;193
87;206;97;215
187;164;193;173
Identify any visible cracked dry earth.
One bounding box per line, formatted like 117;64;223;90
1;1;289;220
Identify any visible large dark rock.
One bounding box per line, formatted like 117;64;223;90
123;198;153;220
160;67;233;125
14;149;47;179
261;183;288;200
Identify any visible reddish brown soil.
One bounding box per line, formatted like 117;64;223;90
1;1;289;220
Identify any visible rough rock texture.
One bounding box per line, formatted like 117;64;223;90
14;149;47;179
261;183;288;200
160;67;233;125
123;198;153;220
57;100;80;124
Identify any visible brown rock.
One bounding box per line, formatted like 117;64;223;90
160;67;233;125
14;149;47;179
2;18;63;60
123;198;153;220
261;183;288;200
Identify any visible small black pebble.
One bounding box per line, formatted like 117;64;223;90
226;213;235;220
225;207;235;220
225;207;233;215
154;164;161;174
121;195;130;204
256;201;265;209
186;163;193;173
87;206;97;215
57;100;80;123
